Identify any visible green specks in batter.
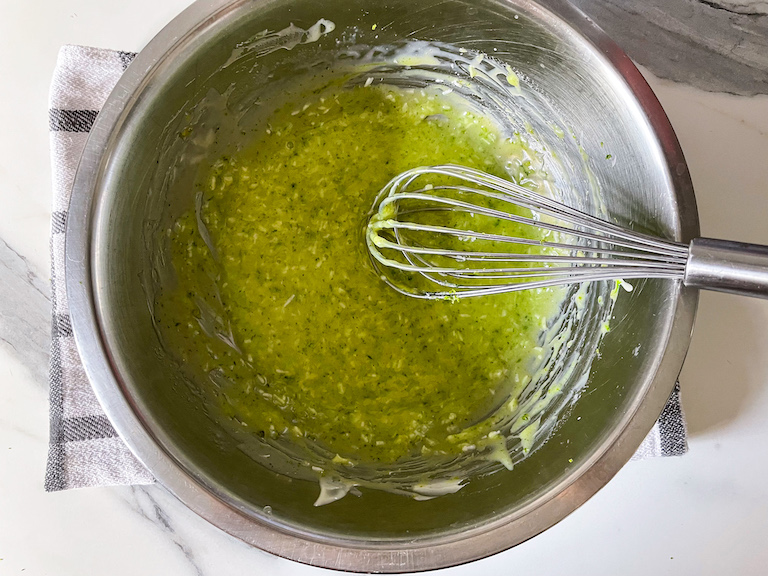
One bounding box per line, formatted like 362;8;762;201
154;80;563;467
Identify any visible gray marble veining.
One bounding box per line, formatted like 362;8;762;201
0;238;50;388
125;486;206;576
576;0;768;95
116;484;295;576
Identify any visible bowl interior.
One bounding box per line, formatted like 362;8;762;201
87;0;696;557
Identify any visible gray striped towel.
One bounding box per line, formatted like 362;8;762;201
45;46;153;491
45;45;687;491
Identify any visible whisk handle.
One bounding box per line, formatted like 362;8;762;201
685;237;768;299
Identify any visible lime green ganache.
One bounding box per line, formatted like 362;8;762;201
154;80;562;466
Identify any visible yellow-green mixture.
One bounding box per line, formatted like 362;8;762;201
155;80;562;466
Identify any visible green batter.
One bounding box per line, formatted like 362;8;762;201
155;80;562;467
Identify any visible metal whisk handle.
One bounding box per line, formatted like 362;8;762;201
685;238;768;299
366;165;768;301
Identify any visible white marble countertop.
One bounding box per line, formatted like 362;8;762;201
2;1;768;574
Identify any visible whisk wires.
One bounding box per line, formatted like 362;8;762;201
366;165;688;299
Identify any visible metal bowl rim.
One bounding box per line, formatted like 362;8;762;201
65;0;699;571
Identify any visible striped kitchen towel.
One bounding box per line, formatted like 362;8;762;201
44;45;687;491
45;46;153;491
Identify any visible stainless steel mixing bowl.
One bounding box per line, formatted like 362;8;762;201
67;0;699;571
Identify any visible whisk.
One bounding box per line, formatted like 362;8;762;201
365;165;768;300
